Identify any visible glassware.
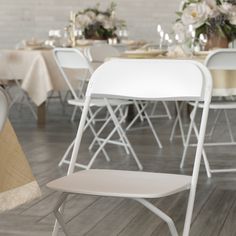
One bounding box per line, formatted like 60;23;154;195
159;30;164;49
199;33;208;51
118;28;129;42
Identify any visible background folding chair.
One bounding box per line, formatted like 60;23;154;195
0;88;8;132
181;49;236;178
0;53;37;119
47;59;212;236
53;48;141;170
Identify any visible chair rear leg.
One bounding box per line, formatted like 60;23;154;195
52;193;70;236
135;198;178;236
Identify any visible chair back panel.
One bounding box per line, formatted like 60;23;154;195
88;44;120;62
54;48;92;71
205;49;236;70
0;88;8;132
87;59;212;101
53;48;93;99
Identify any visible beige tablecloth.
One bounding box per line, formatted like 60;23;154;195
0;120;41;212
118;54;236;97
0;49;81;106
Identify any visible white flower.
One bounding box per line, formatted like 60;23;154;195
218;2;233;14
96;14;107;23
205;0;220;17
103;20;113;29
76;14;92;28
205;0;217;9
181;3;209;28
229;6;236;25
86;11;96;21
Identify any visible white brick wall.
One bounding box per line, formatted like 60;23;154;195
0;0;180;48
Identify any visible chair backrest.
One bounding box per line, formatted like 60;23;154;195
53;48;93;99
0;88;8;132
68;59;212;179
86;44;120;62
87;59;211;101
205;49;236;70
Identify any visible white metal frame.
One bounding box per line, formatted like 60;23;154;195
0;88;8;132
48;59;212;236
53;48;141;170
180;49;236;178
0;53;37;119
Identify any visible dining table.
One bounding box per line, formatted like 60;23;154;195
0;49;81;126
116;49;236;97
1;47;236;127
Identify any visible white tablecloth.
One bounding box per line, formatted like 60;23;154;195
0;49;81;106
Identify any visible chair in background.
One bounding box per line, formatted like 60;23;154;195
85;44;164;148
53;48;142;170
181;49;236;178
0;54;37;119
84;43;120;67
0;88;8;132
47;59;212;236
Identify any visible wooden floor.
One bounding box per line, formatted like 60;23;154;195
1;102;236;236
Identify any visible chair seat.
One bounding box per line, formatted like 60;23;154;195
189;101;236;109
68;98;132;107
47;169;191;198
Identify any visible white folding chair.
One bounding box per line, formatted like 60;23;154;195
47;59;212;236
181;49;236;178
0;54;37;119
0;88;8;132
84;43;120;64
53;48;140;170
86;44;164;148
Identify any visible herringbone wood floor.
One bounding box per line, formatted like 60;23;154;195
1;102;236;236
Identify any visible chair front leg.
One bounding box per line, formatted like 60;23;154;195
134;198;178;236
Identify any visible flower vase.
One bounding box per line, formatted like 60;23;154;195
205;34;229;50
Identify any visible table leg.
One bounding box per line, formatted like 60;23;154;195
37;102;46;127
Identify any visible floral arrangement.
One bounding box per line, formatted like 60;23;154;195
75;2;126;40
174;0;236;42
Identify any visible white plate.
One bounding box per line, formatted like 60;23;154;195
123;49;167;58
194;51;209;56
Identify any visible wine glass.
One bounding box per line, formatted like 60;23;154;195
157;24;162;34
199;33;208;51
159;30;164;49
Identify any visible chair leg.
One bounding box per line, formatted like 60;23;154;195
71;106;78;122
126;102;148;131
162;101;172;120
140;102;162;149
52;193;70;236
105;99;143;171
180;103;198;169
169;102;185;144
208;110;221;138
135;198;178;236
224;110;235;143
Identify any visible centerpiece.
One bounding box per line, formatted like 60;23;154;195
74;2;126;41
174;0;236;49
